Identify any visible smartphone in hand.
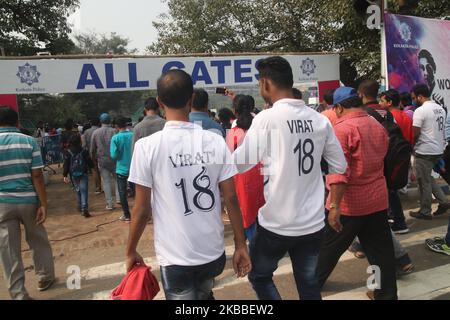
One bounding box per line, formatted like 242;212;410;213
216;87;227;95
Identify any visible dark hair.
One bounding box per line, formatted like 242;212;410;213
358;79;379;100
144;97;160;111
115;117;128;129
69;134;82;148
90;117;100;127
192;89;209;111
400;92;412;106
256;56;293;89
64;118;74;131
157;70;193;109
292;88;303;100
411;84;431;98
381;89;400;107
418;49;436;72
0;106;18;127
323;89;335;105
339;96;363;109
233;95;254;130
218;108;235;130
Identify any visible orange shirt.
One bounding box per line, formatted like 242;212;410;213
321;108;338;126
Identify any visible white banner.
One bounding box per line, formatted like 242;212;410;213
0;54;339;95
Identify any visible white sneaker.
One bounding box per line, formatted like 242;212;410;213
105;205;115;211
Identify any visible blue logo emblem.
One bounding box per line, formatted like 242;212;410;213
301;58;316;76
17;63;41;86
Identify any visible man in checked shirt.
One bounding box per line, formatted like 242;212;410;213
316;87;398;300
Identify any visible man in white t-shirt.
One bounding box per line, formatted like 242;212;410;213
410;84;450;220
233;56;347;300
125;69;251;300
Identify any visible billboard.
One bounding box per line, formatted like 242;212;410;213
384;13;450;109
0;54;339;95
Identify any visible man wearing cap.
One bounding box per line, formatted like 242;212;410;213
90;113;120;210
317;87;398;300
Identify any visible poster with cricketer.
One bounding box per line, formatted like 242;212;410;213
384;13;450;110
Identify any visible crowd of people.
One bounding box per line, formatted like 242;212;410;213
0;56;449;300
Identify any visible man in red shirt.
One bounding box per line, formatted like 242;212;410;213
317;87;398;300
380;89;414;145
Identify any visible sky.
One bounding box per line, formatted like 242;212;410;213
68;0;168;53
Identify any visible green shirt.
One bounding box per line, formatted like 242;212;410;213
0;127;43;204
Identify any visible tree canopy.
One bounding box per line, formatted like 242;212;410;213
0;0;79;56
149;0;450;85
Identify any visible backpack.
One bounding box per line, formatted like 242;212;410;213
68;150;87;177
366;108;412;190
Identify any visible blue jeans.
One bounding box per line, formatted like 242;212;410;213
116;174;130;217
160;252;226;300
389;190;407;228
248;223;324;300
73;175;88;211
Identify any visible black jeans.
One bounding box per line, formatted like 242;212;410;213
317;210;398;300
160;252;226;300
116;174;130;217
389;190;407;228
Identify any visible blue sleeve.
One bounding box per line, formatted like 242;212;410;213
110;135;119;161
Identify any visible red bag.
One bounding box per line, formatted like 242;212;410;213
111;265;160;300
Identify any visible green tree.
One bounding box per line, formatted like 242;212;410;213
149;0;450;85
72;31;138;55
0;0;79;56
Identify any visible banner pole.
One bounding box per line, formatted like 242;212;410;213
381;0;389;89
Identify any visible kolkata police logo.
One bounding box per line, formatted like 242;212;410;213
301;58;316;76
17;63;41;86
399;22;412;42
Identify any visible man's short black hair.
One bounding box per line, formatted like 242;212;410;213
292;88;303;100
381;89;400;107
256;56;294;89
157;70;194;109
400;92;412;106
412;84;431;98
323;89;335;105
115;117;128;129
90;117;100;127
144;97;160;111
358;79;380;100
339;96;363;109
0;106;18;127
193;89;209;111
418;49;436;72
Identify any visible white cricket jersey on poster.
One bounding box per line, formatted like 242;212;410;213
233;98;347;237
413;100;446;156
128;121;237;267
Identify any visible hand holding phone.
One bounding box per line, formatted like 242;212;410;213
216;87;227;95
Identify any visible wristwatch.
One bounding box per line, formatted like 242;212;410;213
330;203;339;209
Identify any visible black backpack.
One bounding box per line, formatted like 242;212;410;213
366;108;412;190
68;150;87;177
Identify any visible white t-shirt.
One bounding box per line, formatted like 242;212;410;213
233;98;347;237
413;100;446;156
128;121;237;267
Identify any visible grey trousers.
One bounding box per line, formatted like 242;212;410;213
99;167;120;207
415;154;448;216
0;203;55;300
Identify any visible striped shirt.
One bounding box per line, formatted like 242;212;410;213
0;127;43;204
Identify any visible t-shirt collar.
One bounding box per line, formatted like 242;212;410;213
0;127;20;133
272;98;306;109
164;121;202;130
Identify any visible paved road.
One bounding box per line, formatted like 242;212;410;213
0;174;449;300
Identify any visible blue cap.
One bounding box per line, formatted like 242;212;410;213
333;87;358;105
99;113;111;124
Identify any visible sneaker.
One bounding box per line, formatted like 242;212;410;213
105;206;115;211
38;278;55;291
433;203;450;216
82;210;92;218
391;224;410;234
410;211;432;220
94;190;102;195
119;215;131;222
426;238;450;256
